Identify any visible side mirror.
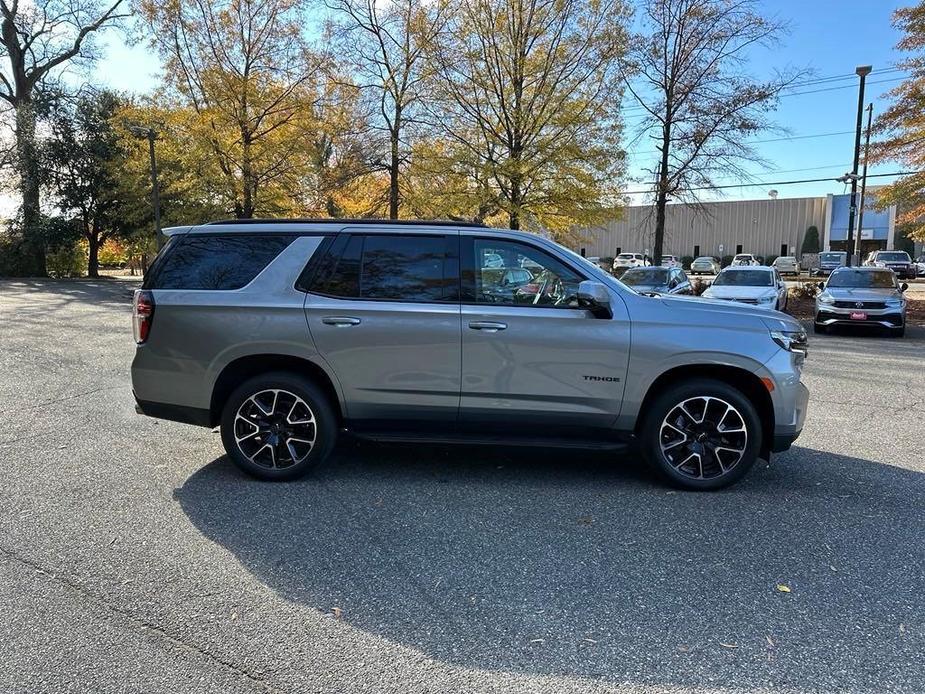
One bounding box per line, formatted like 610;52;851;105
900;282;908;292
577;280;612;319
817;281;825;290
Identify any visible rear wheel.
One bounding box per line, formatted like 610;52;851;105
220;372;337;481
639;379;763;490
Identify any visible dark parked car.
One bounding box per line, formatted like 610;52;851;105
620;266;692;295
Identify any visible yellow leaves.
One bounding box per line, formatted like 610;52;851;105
776;583;791;593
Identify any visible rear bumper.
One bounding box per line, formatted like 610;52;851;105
134;394;212;428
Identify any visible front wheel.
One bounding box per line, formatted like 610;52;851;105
220;372;337;481
639;379;763;490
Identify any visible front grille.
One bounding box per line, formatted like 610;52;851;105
731;298;758;304
833;300;886;309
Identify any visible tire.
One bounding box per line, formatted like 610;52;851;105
220;371;337;481
890;323;905;338
813;322;827;334
639;378;763;491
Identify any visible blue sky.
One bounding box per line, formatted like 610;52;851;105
90;0;909;205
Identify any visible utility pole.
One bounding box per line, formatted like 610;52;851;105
845;65;872;266
127;123;163;248
855;103;874;259
145;129;163;249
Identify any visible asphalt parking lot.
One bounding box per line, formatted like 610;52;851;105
1;279;923;694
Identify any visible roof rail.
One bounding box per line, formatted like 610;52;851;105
204;217;489;228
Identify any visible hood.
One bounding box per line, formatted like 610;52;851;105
655;293;800;332
703;285;777;300
825;287;903;301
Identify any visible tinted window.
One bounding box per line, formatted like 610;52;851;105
150;234;294;290
713;270;774;287
311;234;448;302
470;238;583;307
828;270;897;288
361;235;446;301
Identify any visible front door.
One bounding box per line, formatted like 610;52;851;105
458;235;630;434
304;231;461;425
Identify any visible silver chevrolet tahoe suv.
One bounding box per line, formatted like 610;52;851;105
132;220;809;490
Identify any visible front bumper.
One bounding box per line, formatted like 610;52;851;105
770;381;809;452
815;307;904;328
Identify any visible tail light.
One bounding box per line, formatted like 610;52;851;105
133;289;155;344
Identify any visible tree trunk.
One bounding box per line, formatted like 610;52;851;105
653;127;672;262
509;157;522;231
87;229;100;278
15;99;46;276
240;133;254;218
389;107;401;219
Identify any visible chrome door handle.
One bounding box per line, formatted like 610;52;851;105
322;316;361;326
468;320;507;332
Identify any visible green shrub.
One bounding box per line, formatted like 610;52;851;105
46;241;85;278
765;255;778;267
721;255;734;267
801;226;820;254
681;255;694;269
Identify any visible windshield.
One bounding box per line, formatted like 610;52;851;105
617;254;634;259
820;253;844;261
694;257;713;262
877;252;910;262
622;268;669;285
776;257;796;262
828;269;897;288
734;255;752;260
714;269;773;287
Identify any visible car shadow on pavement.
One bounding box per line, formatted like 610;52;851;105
175;443;924;691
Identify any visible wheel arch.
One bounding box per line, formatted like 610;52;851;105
635;364;775;458
209;354;344;427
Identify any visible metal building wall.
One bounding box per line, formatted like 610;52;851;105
577;196;828;259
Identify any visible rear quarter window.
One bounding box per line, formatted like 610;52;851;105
147;234;294;290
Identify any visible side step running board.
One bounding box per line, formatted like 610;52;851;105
345;430;632;452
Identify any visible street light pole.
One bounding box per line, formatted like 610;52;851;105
845;65;872;267
855;103;874;259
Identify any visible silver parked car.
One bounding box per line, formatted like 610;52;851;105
132;219;809;490
772;256;800;276
620;266;691;295
702;266;789;311
815;267;908;336
690;256;721;275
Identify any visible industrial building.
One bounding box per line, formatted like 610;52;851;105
578;193;897;261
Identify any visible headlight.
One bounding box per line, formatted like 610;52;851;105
817;293;834;305
771;329;808;357
885;297;903;307
758;295;776;303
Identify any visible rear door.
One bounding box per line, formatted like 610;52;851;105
303;230;461;425
458;234;630;434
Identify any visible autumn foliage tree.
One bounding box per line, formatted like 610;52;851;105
424;0;630;236
873;1;925;241
326;0;451;219
140;0;323;218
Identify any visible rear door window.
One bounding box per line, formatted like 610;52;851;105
147;234;294;290
308;234;454;302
